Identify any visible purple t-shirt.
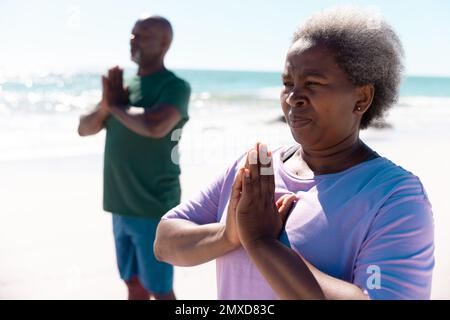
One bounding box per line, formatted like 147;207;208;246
163;146;434;300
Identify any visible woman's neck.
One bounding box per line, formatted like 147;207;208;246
300;135;376;176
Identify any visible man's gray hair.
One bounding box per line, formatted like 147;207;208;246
293;7;404;129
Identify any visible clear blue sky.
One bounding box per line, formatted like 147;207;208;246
1;0;449;76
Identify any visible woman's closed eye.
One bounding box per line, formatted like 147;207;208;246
305;81;322;87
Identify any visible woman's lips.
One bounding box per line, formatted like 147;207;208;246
289;116;312;128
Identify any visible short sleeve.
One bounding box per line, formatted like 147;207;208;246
156;79;191;120
161;153;245;225
352;177;435;300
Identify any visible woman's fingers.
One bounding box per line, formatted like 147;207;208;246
226;168;244;248
276;194;297;223
248;148;259;182
230;168;244;207
275;193;291;210
241;168;252;206
267;150;275;195
260;145;275;198
244;142;260;170
244;142;274;197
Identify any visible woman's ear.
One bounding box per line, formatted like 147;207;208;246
354;84;375;114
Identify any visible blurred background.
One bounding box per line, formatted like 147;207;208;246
0;0;449;299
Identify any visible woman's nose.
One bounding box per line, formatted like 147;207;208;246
286;88;307;108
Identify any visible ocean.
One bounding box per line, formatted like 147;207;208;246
1;69;449;162
2;69;450;113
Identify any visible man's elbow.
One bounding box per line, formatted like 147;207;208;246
78;116;94;137
78;120;102;137
77;124;88;137
78;125;97;137
78;125;89;137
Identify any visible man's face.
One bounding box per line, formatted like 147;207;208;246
130;21;166;65
280;39;362;150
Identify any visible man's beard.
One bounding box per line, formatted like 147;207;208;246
131;50;142;64
132;50;160;66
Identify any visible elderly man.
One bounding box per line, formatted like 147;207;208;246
78;16;190;300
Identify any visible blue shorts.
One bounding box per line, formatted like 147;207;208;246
112;213;173;294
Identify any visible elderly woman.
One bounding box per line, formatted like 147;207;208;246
154;8;434;300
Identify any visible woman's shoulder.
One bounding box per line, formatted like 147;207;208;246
372;157;430;204
333;155;431;214
371;157;425;190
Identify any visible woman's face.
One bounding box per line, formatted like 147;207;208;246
280;39;364;150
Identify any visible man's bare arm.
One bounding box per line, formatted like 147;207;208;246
100;66;182;138
108;104;182;138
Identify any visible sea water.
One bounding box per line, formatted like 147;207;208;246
0;69;449;163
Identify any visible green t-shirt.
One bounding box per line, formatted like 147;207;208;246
103;69;191;218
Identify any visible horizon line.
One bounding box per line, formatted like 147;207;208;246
1;65;450;79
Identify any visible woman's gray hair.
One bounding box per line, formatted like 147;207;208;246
293;7;404;129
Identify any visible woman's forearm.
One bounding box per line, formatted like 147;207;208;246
244;238;325;299
244;239;369;300
154;219;239;267
301;258;370;300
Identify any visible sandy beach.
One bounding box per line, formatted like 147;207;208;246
0;97;449;299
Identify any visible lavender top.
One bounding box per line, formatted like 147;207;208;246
163;146;434;300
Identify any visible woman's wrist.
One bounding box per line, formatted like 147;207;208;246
242;237;278;253
218;223;241;252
